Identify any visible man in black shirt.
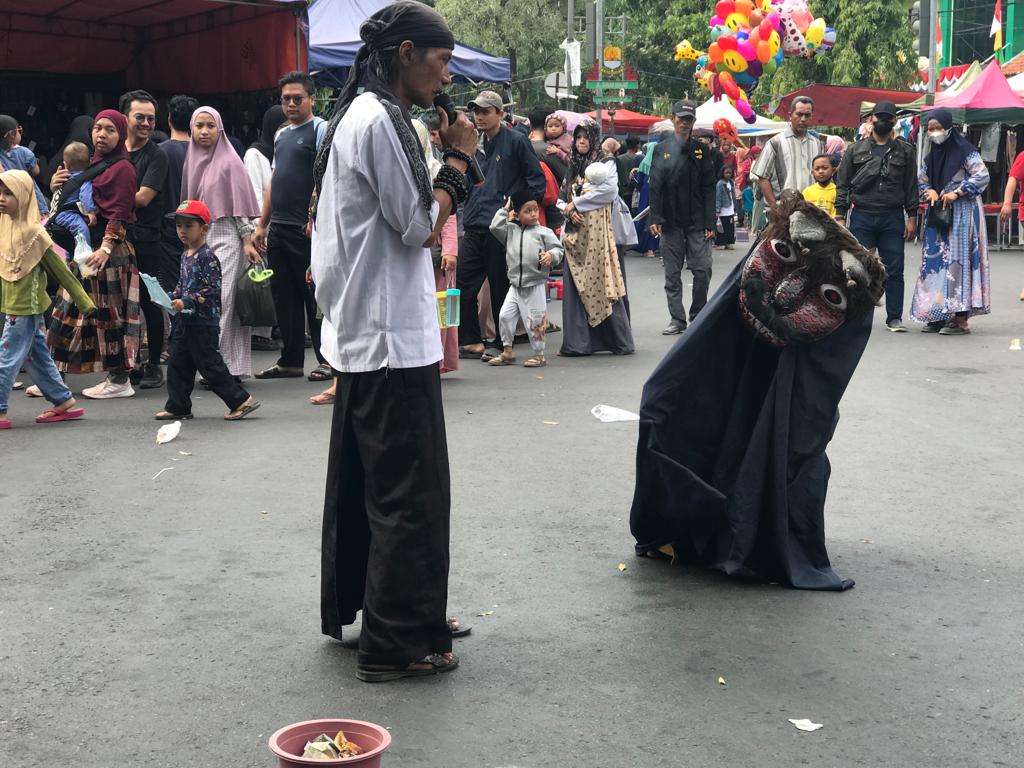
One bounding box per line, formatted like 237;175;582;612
648;100;716;335
120;89;168;391
252;71;329;381
835;101;918;333
158;94;199;293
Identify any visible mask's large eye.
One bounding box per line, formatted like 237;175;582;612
820;283;848;310
768;238;797;263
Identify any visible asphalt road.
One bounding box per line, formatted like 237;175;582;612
2;243;1022;767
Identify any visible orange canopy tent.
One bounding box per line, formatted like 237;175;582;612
586;109;666;134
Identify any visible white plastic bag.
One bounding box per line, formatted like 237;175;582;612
73;231;96;277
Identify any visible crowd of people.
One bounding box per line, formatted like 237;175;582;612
2;72;1006;428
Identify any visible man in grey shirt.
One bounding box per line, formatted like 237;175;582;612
753;96;825;208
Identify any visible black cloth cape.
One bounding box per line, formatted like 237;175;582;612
629;251;873;590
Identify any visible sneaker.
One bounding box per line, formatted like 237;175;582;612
886;319;908;333
251;335;279;351
921;322;943;333
938;323;970;335
128;367;143;385
139;363;164;389
82;379;135;399
661;323;686;335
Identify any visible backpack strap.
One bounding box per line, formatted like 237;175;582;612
48;156;121;218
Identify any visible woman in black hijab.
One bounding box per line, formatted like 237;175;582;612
249;104;285;164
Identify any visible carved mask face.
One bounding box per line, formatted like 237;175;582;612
738;196;884;347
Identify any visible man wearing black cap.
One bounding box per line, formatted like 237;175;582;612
457;90;546;360
648;100;717;335
835;100;918;332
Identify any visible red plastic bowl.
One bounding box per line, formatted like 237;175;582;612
268;719;392;767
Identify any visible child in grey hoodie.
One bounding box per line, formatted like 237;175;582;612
488;191;563;367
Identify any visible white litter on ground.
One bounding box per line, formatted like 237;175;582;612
156;421;182;444
788;718;823;732
591;404;639;422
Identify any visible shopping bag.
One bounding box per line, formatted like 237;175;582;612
236;265;277;327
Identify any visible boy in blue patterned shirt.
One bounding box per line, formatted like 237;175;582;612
156;200;260;421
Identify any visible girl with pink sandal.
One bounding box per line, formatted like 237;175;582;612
0;170;95;429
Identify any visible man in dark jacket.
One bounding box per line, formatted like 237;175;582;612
835;101;918;333
458;90;547;359
649;100;717;335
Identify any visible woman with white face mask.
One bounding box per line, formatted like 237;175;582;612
912;108;991;335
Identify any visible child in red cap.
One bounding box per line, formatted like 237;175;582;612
156;200;260;421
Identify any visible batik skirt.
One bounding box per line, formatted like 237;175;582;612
47;240;142;374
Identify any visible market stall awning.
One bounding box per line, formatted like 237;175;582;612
862;61;984;114
308;0;511;84
920;60;1024;124
0;0;306;92
585;109;665;134
773;85;920;128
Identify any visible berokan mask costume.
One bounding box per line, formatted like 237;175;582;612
629;192;885;590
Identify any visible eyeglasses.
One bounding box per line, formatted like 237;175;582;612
133;114;156;124
281;95;306;105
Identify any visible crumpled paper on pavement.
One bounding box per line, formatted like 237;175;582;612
591;404;639;422
788;718;823;732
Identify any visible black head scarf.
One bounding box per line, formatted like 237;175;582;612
251;105;285;163
564;119;608;197
312;0;456;217
923;107;975;192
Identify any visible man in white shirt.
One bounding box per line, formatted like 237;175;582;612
310;0;478;683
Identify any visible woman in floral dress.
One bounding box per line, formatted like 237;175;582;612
912;108;991;335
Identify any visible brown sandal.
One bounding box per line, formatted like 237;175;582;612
356;652;459;683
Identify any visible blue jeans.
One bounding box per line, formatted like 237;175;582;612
849;209;906;322
0;313;72;413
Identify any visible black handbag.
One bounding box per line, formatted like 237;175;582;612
235;265;277;327
926;202;953;232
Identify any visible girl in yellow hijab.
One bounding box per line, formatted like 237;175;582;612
0;170;95;428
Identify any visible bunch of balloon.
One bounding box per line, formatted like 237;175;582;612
673;0;835;124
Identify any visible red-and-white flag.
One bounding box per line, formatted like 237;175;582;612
991;0;1003;54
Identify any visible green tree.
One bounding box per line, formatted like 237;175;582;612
435;0;566;108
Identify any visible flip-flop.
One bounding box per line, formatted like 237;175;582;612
523;357;547;368
255;365;303;379
224;400;261;421
0;418;11;430
35;407;84;424
480;348;503;362
356;652;459;683
12;381;24;391
488;355;515;366
155;411;194;421
458;346;484;359
307;363;333;382
309;392;336;405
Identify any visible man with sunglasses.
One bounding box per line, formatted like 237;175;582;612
119;89;168;390
835;101;918;333
253;71;330;381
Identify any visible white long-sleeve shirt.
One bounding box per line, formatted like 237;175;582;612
311;92;441;373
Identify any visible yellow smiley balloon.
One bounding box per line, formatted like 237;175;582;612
768;30;781;57
723;49;749;73
725;11;748;32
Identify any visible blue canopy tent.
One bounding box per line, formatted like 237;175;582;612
307;0;511;85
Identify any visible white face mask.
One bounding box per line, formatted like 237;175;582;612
928;129;950;145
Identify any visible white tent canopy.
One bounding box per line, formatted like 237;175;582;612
651;97;786;137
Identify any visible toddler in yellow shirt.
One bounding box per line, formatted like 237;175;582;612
802;154;837;217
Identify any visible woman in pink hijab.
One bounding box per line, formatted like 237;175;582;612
182;107;262;380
